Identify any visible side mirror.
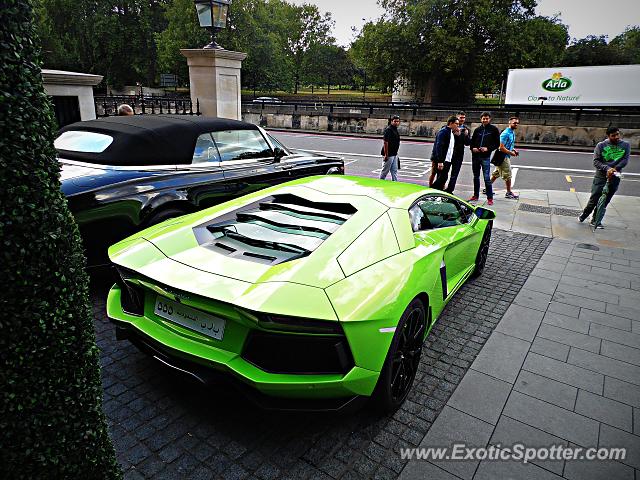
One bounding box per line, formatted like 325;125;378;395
274;147;285;161
474;206;496;220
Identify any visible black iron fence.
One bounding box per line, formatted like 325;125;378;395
244;100;640;129
95;95;200;117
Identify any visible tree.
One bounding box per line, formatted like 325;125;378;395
283;2;334;93
0;1;121;478
350;20;403;93
155;0;209;84
610;27;640;64
35;0;168;88
562;35;621;66
354;0;569;103
303;44;352;93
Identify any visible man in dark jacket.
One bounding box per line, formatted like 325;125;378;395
579;126;630;227
445;111;471;194
431;116;459;190
468;111;500;205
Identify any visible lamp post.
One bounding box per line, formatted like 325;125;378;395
194;0;231;49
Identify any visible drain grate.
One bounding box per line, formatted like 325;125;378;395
518;203;583;218
519;203;553;214
554;207;583;217
576;243;600;251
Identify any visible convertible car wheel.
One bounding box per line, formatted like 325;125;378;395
472;221;492;278
373;299;426;414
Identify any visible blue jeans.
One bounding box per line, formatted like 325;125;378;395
380;155;398;181
472;156;493;199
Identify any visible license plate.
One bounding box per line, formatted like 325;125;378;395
154;296;226;341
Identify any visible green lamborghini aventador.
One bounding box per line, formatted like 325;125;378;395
107;175;495;412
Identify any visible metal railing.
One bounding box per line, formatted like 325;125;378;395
243;100;640;128
95;95;200;117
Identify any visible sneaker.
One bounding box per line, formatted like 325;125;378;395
578;213;588;223
467;196;479;202
590;218;604;229
487;199;494;206
505;191;519;200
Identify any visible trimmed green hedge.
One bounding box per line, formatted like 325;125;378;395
0;1;121;478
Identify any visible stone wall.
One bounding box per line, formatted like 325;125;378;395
243;104;640;149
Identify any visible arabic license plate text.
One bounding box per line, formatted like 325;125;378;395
154;296;225;341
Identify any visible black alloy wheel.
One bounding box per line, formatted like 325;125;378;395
472;221;492;278
373;299;426;414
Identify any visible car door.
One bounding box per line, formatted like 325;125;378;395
212;128;284;198
410;194;478;298
174;132;228;209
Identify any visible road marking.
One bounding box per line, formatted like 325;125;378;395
565;175;575;192
511;168;519;187
372;159;431;178
297;149;640;177
570;174;640;183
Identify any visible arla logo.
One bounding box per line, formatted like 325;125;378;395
542;72;572;92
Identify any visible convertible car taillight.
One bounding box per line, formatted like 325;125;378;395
113;267;145;316
242;331;354;375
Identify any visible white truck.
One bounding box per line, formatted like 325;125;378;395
504;65;640;106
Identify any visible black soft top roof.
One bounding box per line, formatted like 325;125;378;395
57;115;259;165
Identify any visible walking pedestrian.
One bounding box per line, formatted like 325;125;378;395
431;116;459;190
488;116;520;199
380;115;401;181
469;112;500;206
579;126;630;227
445;111;471;194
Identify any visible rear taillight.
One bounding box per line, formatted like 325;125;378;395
113;267;145;316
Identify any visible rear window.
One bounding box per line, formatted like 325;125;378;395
54;131;114;153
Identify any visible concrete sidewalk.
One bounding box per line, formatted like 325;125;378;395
469;189;640;252
400;240;640;480
398;187;640;479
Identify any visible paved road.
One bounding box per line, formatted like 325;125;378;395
272;131;640;198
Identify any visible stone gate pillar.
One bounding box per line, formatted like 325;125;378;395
180;49;247;120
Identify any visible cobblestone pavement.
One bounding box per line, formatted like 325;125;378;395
92;230;551;479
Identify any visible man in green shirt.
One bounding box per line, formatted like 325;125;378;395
579;127;630;227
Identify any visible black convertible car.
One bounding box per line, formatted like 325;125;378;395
56;115;344;265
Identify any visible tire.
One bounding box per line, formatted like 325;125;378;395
472;220;492;278
144;207;185;227
372;298;426;414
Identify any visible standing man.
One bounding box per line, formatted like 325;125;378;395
445;111;471;194
469;112;500;206
431;116;459;190
579;126;630;226
489;116;520;199
380;115;401;181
